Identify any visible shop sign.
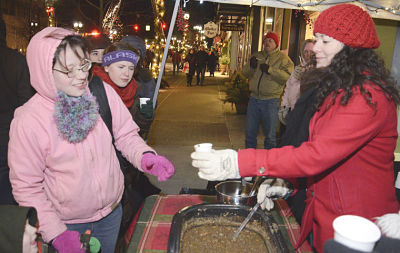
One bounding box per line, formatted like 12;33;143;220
204;21;218;38
220;23;244;31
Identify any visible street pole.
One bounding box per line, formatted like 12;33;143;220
152;0;180;108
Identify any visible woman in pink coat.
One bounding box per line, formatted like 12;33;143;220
191;4;400;252
8;27;174;253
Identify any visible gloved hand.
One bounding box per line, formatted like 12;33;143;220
257;178;292;210
141;153;175;181
52;230;84;253
191;149;240;181
250;56;258;69
139;100;154;119
259;63;269;74
375;210;400;239
278;106;289;125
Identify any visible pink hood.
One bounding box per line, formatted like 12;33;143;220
26;27;75;101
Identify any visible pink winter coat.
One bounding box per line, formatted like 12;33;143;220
8;27;155;242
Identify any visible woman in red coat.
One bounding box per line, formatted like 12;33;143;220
191;4;400;252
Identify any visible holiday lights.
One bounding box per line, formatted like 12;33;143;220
151;0;167;78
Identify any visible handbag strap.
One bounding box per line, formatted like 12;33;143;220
89;76;133;174
88;76;113;138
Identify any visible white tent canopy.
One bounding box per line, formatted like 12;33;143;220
203;0;400;21
152;0;400;106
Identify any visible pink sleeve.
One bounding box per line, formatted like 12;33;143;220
104;84;156;171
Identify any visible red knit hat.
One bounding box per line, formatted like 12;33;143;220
314;4;380;49
263;32;279;47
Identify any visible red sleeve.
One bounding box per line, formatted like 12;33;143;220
238;88;394;178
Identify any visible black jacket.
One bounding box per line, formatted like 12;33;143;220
195;50;209;68
0;46;34;145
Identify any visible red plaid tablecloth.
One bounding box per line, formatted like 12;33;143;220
124;194;312;253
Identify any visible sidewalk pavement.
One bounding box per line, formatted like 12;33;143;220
145;68;264;194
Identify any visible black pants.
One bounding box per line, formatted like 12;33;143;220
186;73;194;86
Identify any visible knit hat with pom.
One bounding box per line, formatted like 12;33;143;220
313;4;380;49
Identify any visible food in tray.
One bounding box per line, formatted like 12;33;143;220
179;216;278;253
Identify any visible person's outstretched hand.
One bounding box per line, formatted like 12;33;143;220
191;149;240;181
141;153;175;181
257;178;292;210
52;230;84;253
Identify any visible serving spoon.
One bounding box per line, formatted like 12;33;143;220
233;177;275;239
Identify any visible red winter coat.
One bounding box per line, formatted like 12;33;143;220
238;84;400;252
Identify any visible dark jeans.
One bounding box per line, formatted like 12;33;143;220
67;204;122;253
196;66;206;85
0;145;17;205
173;62;180;75
186;73;194;86
245;97;280;149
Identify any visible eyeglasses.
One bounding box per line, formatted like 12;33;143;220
53;59;92;78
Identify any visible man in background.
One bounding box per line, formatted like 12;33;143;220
242;32;293;149
195;45;208;86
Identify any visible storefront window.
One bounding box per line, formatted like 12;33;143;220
264;7;274;34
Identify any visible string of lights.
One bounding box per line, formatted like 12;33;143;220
102;0;123;39
151;0;167;78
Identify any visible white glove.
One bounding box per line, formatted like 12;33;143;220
375;210;400;239
257;178;292;210
278;106;289;125
191;149;240;181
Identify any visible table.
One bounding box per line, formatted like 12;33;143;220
123;194;312;252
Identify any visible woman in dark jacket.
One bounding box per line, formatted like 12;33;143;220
185;48;197;86
208;48;217;77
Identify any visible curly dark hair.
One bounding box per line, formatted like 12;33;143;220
301;46;400;112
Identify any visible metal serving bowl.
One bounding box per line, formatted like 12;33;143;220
215;180;257;206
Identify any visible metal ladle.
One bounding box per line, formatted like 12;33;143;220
233;177;275;239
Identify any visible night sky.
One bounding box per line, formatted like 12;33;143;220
54;0;217;37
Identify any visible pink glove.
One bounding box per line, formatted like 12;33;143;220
52;230;84;253
141;153;175;181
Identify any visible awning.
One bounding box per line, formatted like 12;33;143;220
202;0;400;21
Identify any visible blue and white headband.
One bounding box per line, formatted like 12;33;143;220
102;50;139;66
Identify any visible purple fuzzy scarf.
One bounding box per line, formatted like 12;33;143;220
54;91;99;143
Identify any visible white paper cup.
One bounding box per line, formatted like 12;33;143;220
140;98;151;108
333;215;381;252
194;143;213;152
